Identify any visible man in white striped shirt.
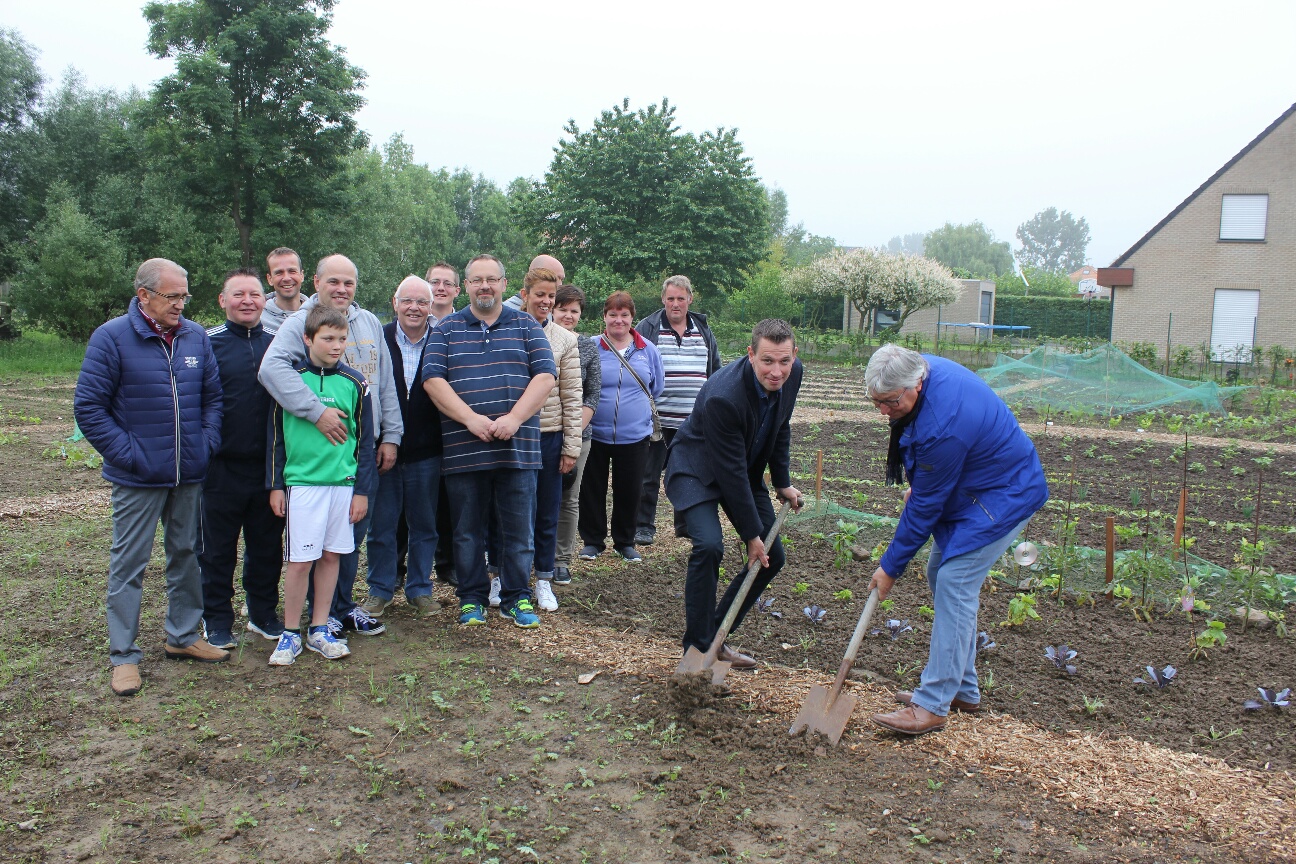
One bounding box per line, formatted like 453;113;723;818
634;275;722;545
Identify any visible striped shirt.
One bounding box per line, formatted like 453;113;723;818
422;305;556;474
652;322;711;429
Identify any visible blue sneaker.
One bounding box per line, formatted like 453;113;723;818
459;603;488;626
206;628;237;650
247;619;285;641
268;632;302;666
501;598;541;629
342;607;386;636
305;627;351;660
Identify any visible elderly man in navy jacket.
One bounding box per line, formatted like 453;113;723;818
666;319;804;669
74;258;228;698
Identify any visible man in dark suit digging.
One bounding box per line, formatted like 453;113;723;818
666;318;804;669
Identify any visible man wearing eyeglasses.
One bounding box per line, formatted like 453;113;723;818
864;344;1048;737
75;258;228;697
422;254;556;629
361;275;444;618
424;262;461;588
259;254;404;638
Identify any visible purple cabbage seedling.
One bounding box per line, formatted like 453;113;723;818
803;605;827;625
976;631;996;654
1134;665;1177;689
870;619;913;641
1045;644;1078;675
1243;687;1290;711
755;595;783;619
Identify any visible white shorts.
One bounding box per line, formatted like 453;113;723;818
284;486;355;563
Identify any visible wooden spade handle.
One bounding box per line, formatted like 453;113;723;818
826;588;880;707
707;499;794;657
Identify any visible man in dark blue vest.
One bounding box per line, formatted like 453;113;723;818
199;267;286;649
666;319;804;669
362;275;444;615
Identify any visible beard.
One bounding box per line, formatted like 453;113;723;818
472;294;497;312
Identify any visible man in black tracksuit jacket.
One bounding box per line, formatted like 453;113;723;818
198;268;286;646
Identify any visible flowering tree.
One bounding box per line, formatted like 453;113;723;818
789;248;962;334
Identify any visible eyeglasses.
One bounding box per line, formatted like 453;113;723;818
143;286;192;306
396;297;431;307
869;387;912;408
465;276;502;287
427;279;458;288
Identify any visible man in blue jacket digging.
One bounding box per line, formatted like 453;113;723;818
75;258;228;698
865;344;1049;736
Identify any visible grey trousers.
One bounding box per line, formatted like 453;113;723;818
555;438;592;568
108;483;205;666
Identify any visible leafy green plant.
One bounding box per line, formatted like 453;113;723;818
832;588;853;602
791;581;809;596
1190;620;1227;660
829;519;860;568
917;604;935;619
1001;593;1040;627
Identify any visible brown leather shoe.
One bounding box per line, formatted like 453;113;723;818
111;663;141;697
894;690;981;714
718;644;756;670
164;638;230;663
872;705;947;736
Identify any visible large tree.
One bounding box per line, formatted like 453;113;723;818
922;221;1014;279
526;98;769;295
143;0;367;264
790;248;962;335
0;29;43;277
1015;207;1091;273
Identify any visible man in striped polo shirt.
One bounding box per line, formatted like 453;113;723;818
422;254;556;629
634;275;722;545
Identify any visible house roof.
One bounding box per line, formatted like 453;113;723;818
1111;102;1296;267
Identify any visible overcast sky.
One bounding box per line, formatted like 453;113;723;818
5;0;1294;267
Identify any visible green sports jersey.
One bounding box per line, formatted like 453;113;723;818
268;360;377;495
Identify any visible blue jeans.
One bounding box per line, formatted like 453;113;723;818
366;456;441;601
680;493;784;653
446;469;537;610
487;432;562;581
910;517;1032;717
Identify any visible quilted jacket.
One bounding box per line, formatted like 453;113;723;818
74;298;222;488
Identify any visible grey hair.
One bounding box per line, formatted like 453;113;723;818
394;275;432;298
865;344;929;395
466;254;505;278
662;274;692;297
134;258;187;293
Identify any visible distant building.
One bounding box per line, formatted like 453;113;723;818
1100;103;1296;362
844;279;996;342
1068;265;1110;299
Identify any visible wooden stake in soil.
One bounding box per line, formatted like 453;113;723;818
1105;516;1115;597
814;449;823;504
1172;488;1187;560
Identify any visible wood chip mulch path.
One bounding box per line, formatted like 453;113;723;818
0;488;111;519
500;612;1295;857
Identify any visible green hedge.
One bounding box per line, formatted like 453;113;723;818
994;295;1111;339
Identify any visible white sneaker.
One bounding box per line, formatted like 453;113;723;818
534;579;559;612
268;632;302;666
305;628;351;660
488;576;502;608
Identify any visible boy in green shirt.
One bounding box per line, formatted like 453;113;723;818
267;306;377;665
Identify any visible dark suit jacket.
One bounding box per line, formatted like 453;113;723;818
664;355;802;543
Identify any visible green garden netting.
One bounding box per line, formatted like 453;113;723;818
787;495;1295;611
977;344;1249;415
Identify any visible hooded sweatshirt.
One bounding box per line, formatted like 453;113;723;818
260;292;305;330
257;294;403;446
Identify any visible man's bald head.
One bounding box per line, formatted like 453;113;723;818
528;254;565;283
395;275;432;300
313;254;358;311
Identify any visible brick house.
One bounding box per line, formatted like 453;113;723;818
1100;103;1296;362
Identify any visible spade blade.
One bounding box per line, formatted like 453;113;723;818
789;684;858;745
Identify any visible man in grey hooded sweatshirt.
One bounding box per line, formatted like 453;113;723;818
258;254;403;637
260;247;306;330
